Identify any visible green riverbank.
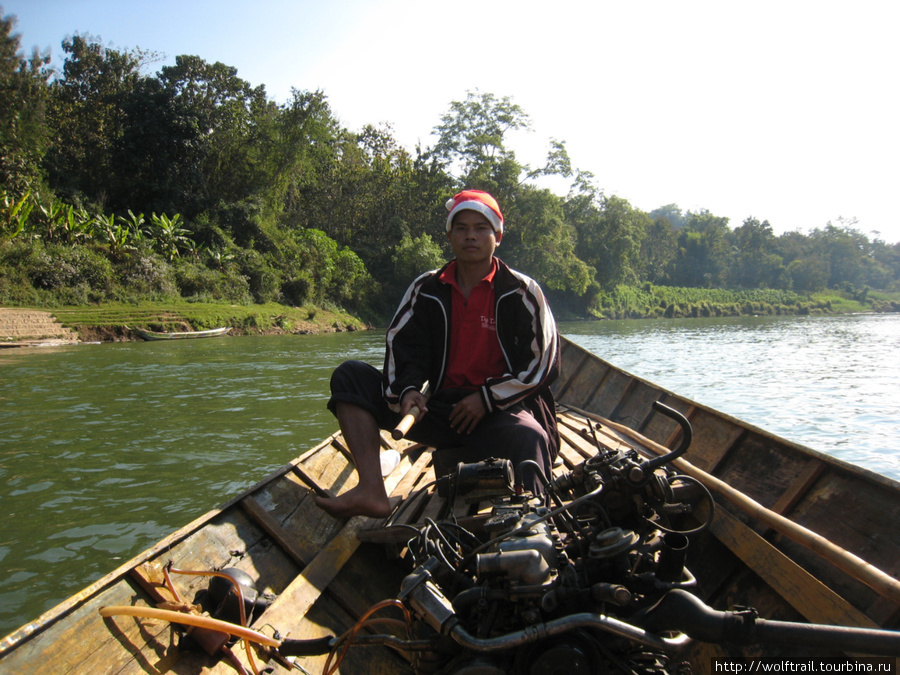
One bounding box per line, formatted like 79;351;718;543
4;286;899;345
585;285;900;321
1;301;368;344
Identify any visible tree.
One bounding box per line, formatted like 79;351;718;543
814;220;869;288
44;35;149;206
157;55;273;215
787;257;829;292
778;221;897;292
391;232;445;282
285;119;453;297
672;210;731;287
286;228;374;307
0;12;51;194
113;76;202;215
640;217;678;284
504;186;593;295
730;216;785;288
570;191;648;290
526;138;573;182
649;204;687;230
431;89;530;194
271;90;340;198
870;238;900;291
774;229;811;267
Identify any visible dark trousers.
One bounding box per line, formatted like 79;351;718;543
328;360;551;494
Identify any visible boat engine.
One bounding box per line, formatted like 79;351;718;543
386;402;900;673
397;403;707;674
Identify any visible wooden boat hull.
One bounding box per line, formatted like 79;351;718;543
553;337;900;628
130;326;232;341
1;336;897;673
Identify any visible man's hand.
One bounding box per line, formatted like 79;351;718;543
449;392;487;435
400;389;429;420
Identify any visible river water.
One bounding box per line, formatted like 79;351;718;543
562;313;900;482
1;313;898;636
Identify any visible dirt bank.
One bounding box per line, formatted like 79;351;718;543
0;308;80;346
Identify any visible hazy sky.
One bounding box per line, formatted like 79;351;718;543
5;0;899;242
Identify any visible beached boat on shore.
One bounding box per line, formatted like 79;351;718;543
1;335;897;673
129;326;232;341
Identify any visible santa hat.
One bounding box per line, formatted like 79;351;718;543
445;190;504;235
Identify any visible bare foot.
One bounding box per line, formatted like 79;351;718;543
315;485;392;519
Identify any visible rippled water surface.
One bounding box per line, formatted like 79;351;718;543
562;313;900;482
1;314;898;636
0;331;384;635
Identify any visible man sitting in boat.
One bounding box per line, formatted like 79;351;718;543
316;190;561;519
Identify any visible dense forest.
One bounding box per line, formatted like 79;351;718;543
2;14;899;324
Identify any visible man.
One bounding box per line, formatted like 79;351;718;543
316;190;560;519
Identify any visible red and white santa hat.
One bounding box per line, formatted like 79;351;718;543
445;190;504;235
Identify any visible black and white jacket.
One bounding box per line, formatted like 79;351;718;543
382;258;560;455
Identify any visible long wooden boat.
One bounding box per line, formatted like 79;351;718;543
1;336;898;674
130;326;232;341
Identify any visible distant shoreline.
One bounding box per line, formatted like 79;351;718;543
0;304;370;347
3;291;898;348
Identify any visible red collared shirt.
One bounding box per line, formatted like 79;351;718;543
439;259;507;390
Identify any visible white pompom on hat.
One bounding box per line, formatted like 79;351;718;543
445;190;504;235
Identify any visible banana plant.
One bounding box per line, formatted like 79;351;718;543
117;210;146;244
61;204;93;244
149;212;193;262
206;247;235;268
32;194;90;244
33;193;66;242
92;213;135;258
0;190;34;239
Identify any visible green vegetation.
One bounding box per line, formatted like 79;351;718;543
2;15;899;330
587;285;900;320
